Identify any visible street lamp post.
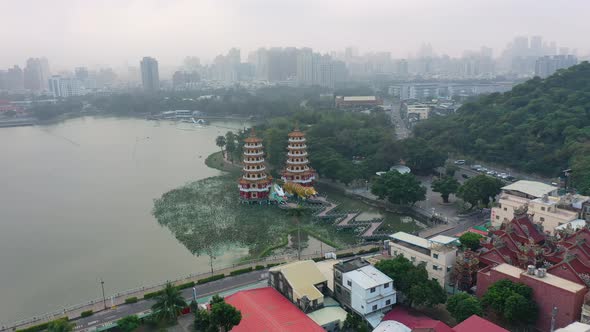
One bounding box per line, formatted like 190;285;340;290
100;278;107;310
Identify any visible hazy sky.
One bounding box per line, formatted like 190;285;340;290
2;0;589;69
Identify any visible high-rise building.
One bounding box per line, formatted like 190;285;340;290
512;36;529;57
48;75;84;98
75;67;89;81
535;55;578;78
172;71;200;88
24;58;45;91
296;48;314;85
140;57;160;91
313;54;334;89
7;66;24;90
530;36;543;56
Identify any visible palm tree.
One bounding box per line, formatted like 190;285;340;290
215;136;226;158
151;282;187;324
47;319;74;332
287;206;306;260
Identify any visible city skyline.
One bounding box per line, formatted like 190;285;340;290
1;0;590;69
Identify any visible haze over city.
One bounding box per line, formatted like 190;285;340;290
2;1;590;332
2;0;590;69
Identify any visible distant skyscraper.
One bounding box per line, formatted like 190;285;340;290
296;48;314;85
480;46;493;58
75;67;89;81
535;55;578;78
24;58;45;91
512;36;529;57
140;57;160;91
5;65;24;90
313;54;334;89
530;36;543;56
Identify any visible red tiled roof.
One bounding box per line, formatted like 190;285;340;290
453;315;509;332
224;287;324;332
382;307;454;332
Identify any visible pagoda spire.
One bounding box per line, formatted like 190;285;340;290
238;129;272;203
281;128;316;187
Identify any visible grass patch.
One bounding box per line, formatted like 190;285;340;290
205;151;241;174
257;232;289;258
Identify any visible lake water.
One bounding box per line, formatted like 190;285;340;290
0;117;250;323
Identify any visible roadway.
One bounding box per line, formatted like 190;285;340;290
72;270;267;331
387;100;410;140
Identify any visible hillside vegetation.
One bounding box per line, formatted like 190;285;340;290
415;62;590;194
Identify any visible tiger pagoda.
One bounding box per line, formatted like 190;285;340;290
238;130;272;203
281;128;316;186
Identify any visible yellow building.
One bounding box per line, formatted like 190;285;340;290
388;232;458;287
268;260;328;312
491;180;578;234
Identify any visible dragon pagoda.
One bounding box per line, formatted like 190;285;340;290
238;130;272;203
281;128;316;187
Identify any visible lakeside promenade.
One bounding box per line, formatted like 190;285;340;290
3;244;380;332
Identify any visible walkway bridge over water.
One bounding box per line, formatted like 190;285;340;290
310;196;386;240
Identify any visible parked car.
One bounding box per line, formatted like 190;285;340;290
454;160;466;165
471;164;482;170
462;174;470;179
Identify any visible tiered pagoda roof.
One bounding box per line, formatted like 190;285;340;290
281;128;316;186
238;130;272;202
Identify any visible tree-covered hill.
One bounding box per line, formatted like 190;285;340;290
414;62;590;194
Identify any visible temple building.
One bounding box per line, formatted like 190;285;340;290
281;128;316;186
238;130;272;203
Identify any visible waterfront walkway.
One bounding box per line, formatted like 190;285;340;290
3;244;379;332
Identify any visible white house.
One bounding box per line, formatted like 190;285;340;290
333;258;395;327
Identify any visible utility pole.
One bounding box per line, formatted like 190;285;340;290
100;278;107;310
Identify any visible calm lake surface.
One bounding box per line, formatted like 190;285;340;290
0;117;250;323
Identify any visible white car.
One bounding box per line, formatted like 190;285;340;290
454;160;466;165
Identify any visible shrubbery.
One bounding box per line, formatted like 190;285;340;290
16;317;69;332
80;310;93;318
124;297;138;304
197;274;225;285
230;267;253;276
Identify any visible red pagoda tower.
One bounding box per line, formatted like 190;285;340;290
281;128;316;186
238;130;272;203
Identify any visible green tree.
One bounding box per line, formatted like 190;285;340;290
215;136;226;155
47;319;74;332
375;256;446;308
151;282;187;324
371;171;426;205
447;292;482;323
457;175;503;209
445;165;459;177
194;308;211;332
400;138;446;175
431;176;460;203
482;279;537;326
459;232;483;251
224;131;237;163
343;313;369;332
209;300;242;332
117;315;141;332
409;279;447;307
